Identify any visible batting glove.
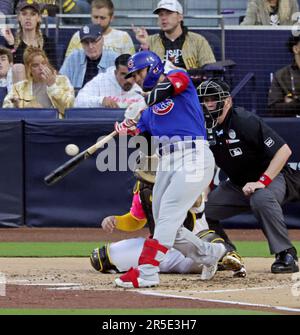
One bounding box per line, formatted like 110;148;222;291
114;119;140;136
124;99;148;121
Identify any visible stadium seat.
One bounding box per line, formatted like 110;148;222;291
64;108;125;121
0;108;59;120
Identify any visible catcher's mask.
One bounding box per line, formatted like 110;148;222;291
197;79;231;129
134;153;159;184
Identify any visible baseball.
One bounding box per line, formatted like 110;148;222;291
65;144;79;156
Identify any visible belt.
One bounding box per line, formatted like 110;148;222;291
157;141;197;157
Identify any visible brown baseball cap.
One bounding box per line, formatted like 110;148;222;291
17;0;41;14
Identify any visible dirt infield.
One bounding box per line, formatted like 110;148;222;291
0;257;299;314
0;228;299;314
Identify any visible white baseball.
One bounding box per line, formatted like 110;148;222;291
65;144;79;156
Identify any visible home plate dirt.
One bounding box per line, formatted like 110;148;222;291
0;257;299;313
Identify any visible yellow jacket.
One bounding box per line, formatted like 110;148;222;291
3;75;75;119
148;31;216;69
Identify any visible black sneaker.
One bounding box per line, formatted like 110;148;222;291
271;250;299;274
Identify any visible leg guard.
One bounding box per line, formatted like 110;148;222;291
196;229;225;244
90;245;118;273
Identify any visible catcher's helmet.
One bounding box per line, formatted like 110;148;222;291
134;153;159;184
197;79;230;128
125;51;164;91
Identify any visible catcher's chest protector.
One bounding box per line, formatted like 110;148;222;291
138;181;195;235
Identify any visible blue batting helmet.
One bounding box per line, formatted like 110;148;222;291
125;51;164;91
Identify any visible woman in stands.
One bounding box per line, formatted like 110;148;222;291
240;0;299;25
2;46;74;119
1;1;57;75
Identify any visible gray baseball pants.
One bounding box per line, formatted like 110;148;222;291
138;141;224;281
205;173;293;254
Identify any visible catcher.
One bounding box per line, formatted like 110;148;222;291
90;154;246;277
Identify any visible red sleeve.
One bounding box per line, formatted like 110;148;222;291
167;71;190;95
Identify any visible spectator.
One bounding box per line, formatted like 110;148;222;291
0;47;13;91
3;46;74;118
0;47;13;107
60;23;118;89
268;34;300;116
133;0;216;70
240;0;299;26
75;53;143;108
1;1;57;68
65;0;135;57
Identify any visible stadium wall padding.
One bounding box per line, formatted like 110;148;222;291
0;121;23;227
0;114;299;228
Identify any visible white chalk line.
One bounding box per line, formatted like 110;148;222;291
156;284;291;295
7;279;300;313
138;290;300;314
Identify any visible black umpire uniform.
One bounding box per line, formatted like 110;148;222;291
198;79;299;274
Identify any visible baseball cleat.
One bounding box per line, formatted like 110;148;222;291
114;267;159;288
201;243;226;280
201;263;218;280
115;277;159;288
221;251;244;272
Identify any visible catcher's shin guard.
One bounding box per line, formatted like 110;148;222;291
196;229;225;244
90;245;118;273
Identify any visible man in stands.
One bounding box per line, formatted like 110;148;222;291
0;47;13;107
65;0;135;57
268;34;300;116
75;53;143;108
133;0;216;70
60;23;118;89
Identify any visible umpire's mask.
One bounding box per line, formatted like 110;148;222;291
197;79;231;129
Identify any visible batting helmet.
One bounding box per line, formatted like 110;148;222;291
125;51;164;91
197;79;230;128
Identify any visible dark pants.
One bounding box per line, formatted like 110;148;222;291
205;173;293;254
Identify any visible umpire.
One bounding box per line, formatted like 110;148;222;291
197;78;299;274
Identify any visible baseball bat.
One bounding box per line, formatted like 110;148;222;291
44;130;117;186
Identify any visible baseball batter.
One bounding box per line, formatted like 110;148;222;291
90;159;246;276
113;51;228;288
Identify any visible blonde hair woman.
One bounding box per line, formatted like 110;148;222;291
3;47;74;119
1;1;57;68
240;0;299;25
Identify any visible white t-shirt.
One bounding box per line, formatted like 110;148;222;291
75;66;143;108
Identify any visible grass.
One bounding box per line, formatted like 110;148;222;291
0;308;279;315
0;241;299;258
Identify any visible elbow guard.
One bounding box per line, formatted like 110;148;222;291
167;71;190;95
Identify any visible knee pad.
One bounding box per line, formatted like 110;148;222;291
90;245;118;273
196;229;225;244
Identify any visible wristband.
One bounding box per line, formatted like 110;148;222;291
258;174;272;186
